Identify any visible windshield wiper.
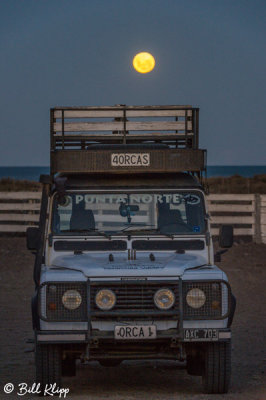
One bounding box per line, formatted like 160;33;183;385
60;228;111;239
112;225;177;238
114;224;157;234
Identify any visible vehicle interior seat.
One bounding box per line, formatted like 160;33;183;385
158;209;185;229
70;203;95;231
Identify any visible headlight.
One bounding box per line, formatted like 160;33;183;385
186;288;206;309
95;289;116;311
154;288;175;310
62;289;82;310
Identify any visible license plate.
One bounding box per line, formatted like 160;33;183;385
184;329;218;341
111;153;150;167
115;325;156;340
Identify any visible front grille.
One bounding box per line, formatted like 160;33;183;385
183;281;230;319
39;282;87;321
90;281;179;319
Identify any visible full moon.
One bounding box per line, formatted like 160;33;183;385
133;52;155;73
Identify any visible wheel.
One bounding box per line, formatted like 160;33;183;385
187;354;204;376
62;356;76;377
98;359;122;367
35;344;62;396
202;341;231;394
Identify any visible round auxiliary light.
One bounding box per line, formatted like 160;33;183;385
95;289;116;311
62;290;82;310
186;288;206;309
154;288;175;310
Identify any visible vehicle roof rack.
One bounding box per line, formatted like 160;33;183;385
50;105;206;178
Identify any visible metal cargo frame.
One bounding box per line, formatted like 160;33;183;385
50;105;206;178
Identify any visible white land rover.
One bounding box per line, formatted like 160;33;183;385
27;105;236;395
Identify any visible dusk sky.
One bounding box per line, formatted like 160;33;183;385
0;0;265;166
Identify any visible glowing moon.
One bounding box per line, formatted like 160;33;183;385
133;52;155;73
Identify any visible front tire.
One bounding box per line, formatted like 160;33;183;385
202;341;231;394
35;344;62;396
187;354;204;376
62;356;76;377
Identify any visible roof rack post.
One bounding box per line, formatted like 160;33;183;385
50;108;54;152
61;109;65;150
175;116;178;148
50;108;55;178
195;108;199;149
185;109;188;148
191;109;194;149
123;107;127;144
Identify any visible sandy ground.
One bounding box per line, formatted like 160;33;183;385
0;238;265;399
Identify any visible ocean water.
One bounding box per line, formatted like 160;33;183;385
0;167;50;181
0;166;265;181
207;165;266;178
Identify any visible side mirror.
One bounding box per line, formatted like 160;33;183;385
214;249;227;263
26;227;40;250
219;225;233;248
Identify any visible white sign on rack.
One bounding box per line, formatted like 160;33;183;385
111;153;150;167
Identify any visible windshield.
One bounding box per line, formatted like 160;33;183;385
52;191;206;236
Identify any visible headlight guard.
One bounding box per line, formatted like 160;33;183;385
183;280;231;320
38;282;87;321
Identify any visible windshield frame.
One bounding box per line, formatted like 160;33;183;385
50;188;207;237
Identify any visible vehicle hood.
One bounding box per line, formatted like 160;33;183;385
51;252;208;277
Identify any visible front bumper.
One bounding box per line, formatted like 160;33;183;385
36;328;231;344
